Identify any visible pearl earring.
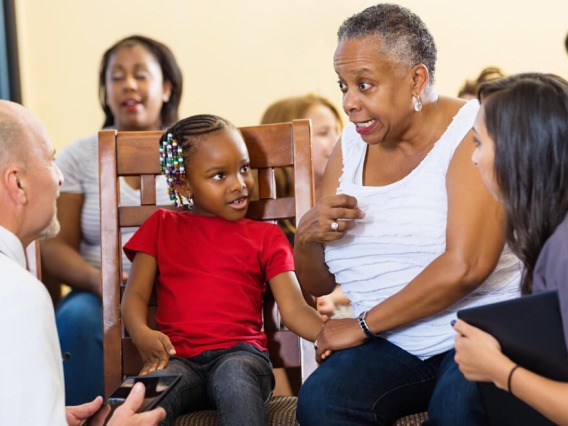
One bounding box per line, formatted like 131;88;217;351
413;96;423;112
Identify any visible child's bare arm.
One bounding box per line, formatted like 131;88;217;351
122;252;175;374
269;271;323;342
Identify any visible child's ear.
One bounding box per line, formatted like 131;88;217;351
173;176;192;200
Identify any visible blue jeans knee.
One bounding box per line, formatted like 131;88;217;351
426;349;488;426
298;339;441;426
149;343;273;426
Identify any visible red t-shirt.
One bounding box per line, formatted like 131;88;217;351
124;209;294;358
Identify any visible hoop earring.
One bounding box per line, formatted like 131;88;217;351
413;96;423;112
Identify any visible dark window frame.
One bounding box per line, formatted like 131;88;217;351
0;0;21;102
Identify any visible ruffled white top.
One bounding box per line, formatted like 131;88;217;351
324;100;521;359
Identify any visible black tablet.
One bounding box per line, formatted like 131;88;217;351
95;373;181;424
458;291;568;425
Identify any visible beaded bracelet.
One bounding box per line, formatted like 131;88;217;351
357;311;380;339
507;364;520;395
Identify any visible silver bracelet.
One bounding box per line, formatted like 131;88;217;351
357;311;380;339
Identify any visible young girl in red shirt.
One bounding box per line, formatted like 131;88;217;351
122;114;323;425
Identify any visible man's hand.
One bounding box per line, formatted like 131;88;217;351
107;382;166;426
65;396;109;426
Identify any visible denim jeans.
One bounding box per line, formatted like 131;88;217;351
56;290;104;405
148;343;274;426
297;338;486;426
425;349;488;426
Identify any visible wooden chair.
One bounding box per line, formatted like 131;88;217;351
99;119;317;425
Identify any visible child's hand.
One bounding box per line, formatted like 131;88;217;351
134;329;176;375
318;347;334;363
317;295;336;318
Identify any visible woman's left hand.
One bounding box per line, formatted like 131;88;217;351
314;317;367;363
296;194;364;246
453;319;508;382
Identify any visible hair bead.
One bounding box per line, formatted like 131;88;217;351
159;133;186;207
159;114;236;208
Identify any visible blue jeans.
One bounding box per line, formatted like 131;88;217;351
56;291;104;405
148;343;274;426
297;338;486;425
425;349;488;426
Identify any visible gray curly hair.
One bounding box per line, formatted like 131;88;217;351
338;3;437;84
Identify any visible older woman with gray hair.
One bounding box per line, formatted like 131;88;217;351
294;4;521;424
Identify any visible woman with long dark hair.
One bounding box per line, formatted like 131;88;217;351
454;72;568;424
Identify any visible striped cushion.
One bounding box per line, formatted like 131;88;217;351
393;412;428;426
173;397;427;425
174;396;298;426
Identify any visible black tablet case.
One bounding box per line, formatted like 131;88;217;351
457;291;568;426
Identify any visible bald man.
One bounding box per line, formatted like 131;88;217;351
0;100;165;425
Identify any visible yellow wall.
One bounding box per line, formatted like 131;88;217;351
15;0;568;150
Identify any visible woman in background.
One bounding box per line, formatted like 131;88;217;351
40;34;183;405
260;94;351;396
458;66;505;100
261;93;342;201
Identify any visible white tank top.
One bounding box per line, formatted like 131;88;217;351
324;100;521;359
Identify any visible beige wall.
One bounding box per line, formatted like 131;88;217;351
15;0;568;150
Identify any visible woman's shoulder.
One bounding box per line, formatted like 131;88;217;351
56;132;101;190
431;97;478;153
543;213;568;255
437;96;479;123
61;132;99;152
57;133;99;163
534;213;568;289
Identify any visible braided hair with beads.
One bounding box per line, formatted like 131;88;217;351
159;114;236;207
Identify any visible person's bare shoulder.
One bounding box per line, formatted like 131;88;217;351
437;95;470;115
425;96;473;138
